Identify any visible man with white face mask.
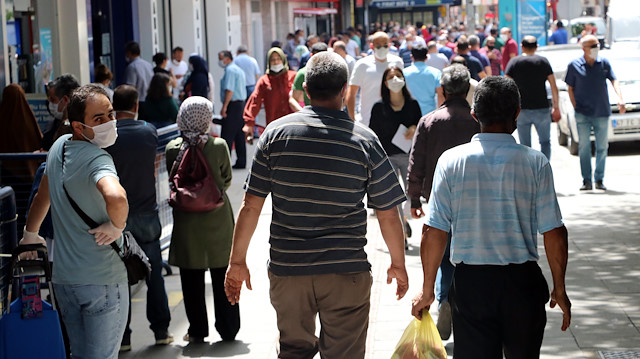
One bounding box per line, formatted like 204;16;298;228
565;35;625;191
42;74;80;150
20;84;130;358
500;27;519;72
347;31;404;126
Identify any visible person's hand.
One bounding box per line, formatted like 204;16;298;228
224;262;252;305
618;102;626;114
18;227;46;260
411;288;435;320
552;107;561;122
387;263;409;300
242;125;254;144
221;106;227;119
404;125;416;140
550;288;571;331
411;206;425;219
88;221;124;246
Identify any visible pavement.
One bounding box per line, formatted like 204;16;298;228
120;124;640;359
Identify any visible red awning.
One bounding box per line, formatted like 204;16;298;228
293;7;338;15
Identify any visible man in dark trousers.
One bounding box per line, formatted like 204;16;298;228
106;85;172;351
506;35;561;160
218;50;247;169
412;76;571;358
406;64;480;340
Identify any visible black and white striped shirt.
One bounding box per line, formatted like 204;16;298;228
246;106;406;276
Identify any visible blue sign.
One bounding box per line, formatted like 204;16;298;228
370;0;453;8
27;97;54;133
518;0;547;46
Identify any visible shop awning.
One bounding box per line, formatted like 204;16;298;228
293;8;338;15
369;0;455;8
280;0;339;2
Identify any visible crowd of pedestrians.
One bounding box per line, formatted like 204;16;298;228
11;15;634;358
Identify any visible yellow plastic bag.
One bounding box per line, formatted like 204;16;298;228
391;313;447;359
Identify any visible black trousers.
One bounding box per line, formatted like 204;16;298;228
221;100;247;168
179;267;240;340
451;261;550;359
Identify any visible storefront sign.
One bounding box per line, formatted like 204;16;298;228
518;0;547;46
370;0;454;8
27;97;53;133
39;29;54;84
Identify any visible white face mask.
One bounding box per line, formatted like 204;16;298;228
500;34;509;42
387;76;405;93
298;36;305;44
589;47;599;60
218;59;228;68
81;120;118;148
374;46;389;61
48;102;64;119
270;63;284;73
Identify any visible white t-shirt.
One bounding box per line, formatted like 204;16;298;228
167;59;188;97
425;53;450;71
349;54;404;127
345;40;359;59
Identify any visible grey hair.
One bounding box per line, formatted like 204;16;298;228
441;64;470;97
305;52;348;101
237;45;248;53
468;35;480;47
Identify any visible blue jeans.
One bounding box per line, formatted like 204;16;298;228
124;212;171;337
435;231;455;305
575;113;609;183
517;108;551;159
53;283;129;359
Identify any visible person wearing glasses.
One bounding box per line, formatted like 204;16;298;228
347;31;404;127
565;35;625;191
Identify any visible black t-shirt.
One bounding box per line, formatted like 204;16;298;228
369;98;422;156
505;54;553;109
460;54;484;81
105;119;159;214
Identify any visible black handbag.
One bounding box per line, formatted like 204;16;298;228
61;144;151;285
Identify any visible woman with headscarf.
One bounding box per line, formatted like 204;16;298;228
242;47;297;141
0;84;43;178
181;55;210;100
165;96;239;344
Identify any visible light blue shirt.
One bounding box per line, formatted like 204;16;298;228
220;63;247;103
44;135;127;285
403;62;441;116
426;133;563;265
234;53;262;87
125;57;154;102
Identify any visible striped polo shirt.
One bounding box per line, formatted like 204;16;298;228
426;133;564;266
246;106;406;276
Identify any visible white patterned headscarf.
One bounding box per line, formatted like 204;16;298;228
177;96;213;146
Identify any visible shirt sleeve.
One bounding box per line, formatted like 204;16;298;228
245;135;272;197
89;152;119;186
505;59;515;77
535;163;564;233
243;76;265;126
366;139;406;210
293;70;305;91
564;62;576;87
425;157;452;232
124;65;136;86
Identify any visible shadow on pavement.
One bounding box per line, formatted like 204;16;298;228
181;340;251;357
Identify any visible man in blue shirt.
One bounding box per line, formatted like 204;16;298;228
456;39;487;81
403;44;444;116
218;50;247;169
549;21;568;45
565;35;626;191
124;41;154;121
234;45;262;99
411;77;571;358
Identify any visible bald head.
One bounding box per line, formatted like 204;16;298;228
580;34;600;61
372;31;390;45
521;35;538;53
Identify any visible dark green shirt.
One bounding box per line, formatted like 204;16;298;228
143;96;179;128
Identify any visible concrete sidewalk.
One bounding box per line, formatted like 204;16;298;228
122;127;640;358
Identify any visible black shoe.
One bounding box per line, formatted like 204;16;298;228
232;164;246;169
580;181;592;191
120;334;131;352
404;221;412;238
595;181;607;191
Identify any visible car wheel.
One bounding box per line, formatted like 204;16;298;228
569;136;579;156
558;127;568;146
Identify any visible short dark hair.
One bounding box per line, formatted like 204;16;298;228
411;44;428;61
53;73;80;98
219;50;233;61
381;66;412;105
490;28;498;36
113;85;139;111
310;42;328;54
441;64;470;97
305;52;348;101
172;46;183;53
67;84;110;124
94;64;113;83
556;21;564;28
473;76;521;127
152;52;168;66
456;39;469;52
145;73;171;101
125;41;141;56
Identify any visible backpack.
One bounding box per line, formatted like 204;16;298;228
168;140;224;212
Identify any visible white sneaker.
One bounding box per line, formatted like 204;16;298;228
436;301;452;340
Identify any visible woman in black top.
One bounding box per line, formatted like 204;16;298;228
369;66;421;242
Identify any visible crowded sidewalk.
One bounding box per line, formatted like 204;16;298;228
121;126;640;359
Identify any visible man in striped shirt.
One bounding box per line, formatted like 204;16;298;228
225;52;408;358
411;77;571;358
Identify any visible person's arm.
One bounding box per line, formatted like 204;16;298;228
346;84;359;120
168;69;178;88
478;70;487;79
224;193;266;305
407;120;429;218
243;78;265;141
289;90;305;112
611;79;626;114
23;174;50;236
484;65;492;76
88;176;128;245
568;85;576;109
411;225;448;319
221;89;233;118
436;87;444;107
375;207;409;300
543;225;571;331
548;74;561;122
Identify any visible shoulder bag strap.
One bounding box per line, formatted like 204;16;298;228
61;143;124;257
168;139;189;179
